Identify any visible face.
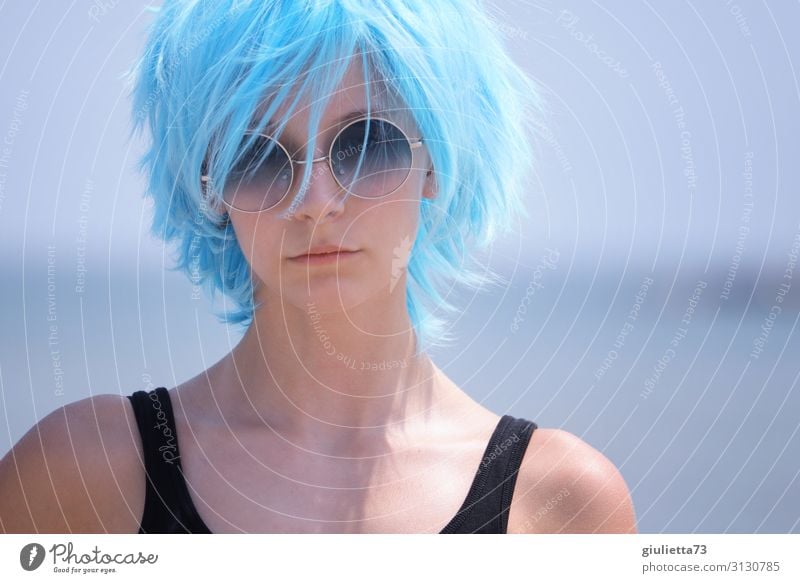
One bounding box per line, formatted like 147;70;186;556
225;58;437;316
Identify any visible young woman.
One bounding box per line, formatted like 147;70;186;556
0;0;637;534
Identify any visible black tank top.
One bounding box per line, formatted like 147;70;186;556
126;386;537;534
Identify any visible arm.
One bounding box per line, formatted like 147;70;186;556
509;428;638;534
0;394;145;533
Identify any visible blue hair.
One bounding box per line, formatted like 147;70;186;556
126;0;546;354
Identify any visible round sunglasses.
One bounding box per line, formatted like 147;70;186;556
201;116;424;213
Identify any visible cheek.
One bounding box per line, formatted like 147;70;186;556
356;195;421;277
230;216;285;281
356;189;419;235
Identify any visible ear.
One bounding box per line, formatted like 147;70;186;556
209;197;228;217
200;177;230;222
422;165;438;200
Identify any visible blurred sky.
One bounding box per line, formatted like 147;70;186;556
0;1;798;533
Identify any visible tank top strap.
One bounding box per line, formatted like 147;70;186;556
126;387;210;533
440;414;537;534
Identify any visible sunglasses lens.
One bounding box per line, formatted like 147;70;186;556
223;133;292;211
330;119;413;198
218;120;416;211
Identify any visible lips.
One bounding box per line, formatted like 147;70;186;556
289;244;359;259
288;250;361;265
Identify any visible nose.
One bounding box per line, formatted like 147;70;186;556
285;157;348;222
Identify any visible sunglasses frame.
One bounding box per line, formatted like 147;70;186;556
200;115;424;214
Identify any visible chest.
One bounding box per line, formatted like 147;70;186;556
175;423;491;533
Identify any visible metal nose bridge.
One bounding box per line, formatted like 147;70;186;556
292;154;330;165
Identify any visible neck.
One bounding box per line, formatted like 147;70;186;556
212;289;450;451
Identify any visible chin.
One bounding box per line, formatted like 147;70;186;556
279;277;376;315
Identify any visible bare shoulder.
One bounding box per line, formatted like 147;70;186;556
508;427;638;534
0;393;145;533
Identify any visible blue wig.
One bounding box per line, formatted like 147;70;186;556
126;0;545;354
